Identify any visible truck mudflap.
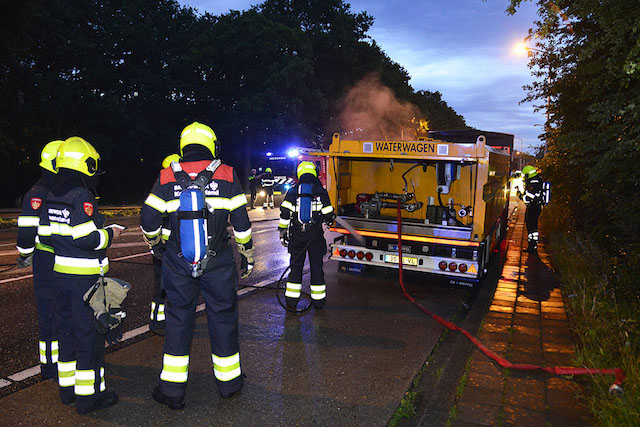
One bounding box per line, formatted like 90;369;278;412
330;243;480;281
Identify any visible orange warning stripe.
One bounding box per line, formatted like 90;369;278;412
329;227;480;247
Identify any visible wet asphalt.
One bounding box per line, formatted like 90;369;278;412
0;208;473;425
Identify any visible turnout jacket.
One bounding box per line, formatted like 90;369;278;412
140;159;252;276
40;173;114;275
521;176;544;206
278;174;334;233
17;173;55;256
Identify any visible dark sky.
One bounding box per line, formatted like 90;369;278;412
181;0;542;153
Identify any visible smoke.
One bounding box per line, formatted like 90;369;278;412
337;73;421;141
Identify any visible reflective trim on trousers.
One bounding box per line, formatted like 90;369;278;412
160;354;189;383
212;353;241;382
150;301;165;321
310;284;326;300
285;282;301;299
58;360;76;388
75;369;96;396
39;340;59;364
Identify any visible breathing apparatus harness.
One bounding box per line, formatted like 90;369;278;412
171;159;226;278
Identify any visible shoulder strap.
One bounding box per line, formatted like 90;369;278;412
171;160;222;191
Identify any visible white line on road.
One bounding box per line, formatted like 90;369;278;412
0;269;294;389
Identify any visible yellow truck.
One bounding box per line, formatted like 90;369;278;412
313;130;513;286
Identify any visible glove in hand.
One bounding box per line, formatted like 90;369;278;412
151;242;165;260
238;244;254;279
279;228;289;248
16;254;33;268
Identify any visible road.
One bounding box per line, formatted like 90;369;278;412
0;210;485;424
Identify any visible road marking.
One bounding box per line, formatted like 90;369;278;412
7;365;40;382
0;269;295;388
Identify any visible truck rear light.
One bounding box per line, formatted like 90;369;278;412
347;250;356;259
448;262;457;272
365;252;373;261
356;251;365;260
339;249;347;258
438;261;447;271
458;263;468;273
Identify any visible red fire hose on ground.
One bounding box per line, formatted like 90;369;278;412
394;203;625;394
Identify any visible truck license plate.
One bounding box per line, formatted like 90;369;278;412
384;254;418;266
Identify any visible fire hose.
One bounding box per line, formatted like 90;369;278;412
394;203;625;395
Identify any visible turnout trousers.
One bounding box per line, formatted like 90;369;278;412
286;230;327;303
150;256;166;330
159;247;243;398
525;203;542;248
54;272;107;410
33;249;58;379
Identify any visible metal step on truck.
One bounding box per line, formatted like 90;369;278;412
311;130;513;287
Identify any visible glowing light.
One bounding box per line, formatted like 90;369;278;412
284;184;291;190
266;151;273;157
287;148;299;158
513;42;528;56
259;191;266;197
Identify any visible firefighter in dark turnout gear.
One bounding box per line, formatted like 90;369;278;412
16;140;63;380
141;122;253;409
279;161;334;310
518;165;545;253
41;137;121;414
261;167;275;208
149;154;181;335
248;168;258;209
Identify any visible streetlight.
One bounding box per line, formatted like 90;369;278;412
514;41;553;155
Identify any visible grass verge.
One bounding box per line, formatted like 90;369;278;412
541;204;640;425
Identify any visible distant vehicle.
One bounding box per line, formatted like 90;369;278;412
253;147;327;194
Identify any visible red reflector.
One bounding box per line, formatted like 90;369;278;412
448;262;457;272
356;251;365;260
365;252;373;261
459;263;468;273
438;261;447;271
348;250;356;259
339;249;347;258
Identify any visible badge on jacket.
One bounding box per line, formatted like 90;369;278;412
84;202;94;216
30;197;42;210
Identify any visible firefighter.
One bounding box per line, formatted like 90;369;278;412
248;168;258;209
149;154;181;334
15;140;63;380
42;137;121;414
279;161;334;310
261;167;275;209
141;122;254;409
518;165;545;253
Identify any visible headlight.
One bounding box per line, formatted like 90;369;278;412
259;191;266;197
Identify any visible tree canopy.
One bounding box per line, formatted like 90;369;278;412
1;0;467;205
508;0;640;253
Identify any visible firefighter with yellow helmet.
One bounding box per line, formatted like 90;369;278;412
279;161;334;309
41;137;121;414
518;165;547;253
16;140;63;380
141;122;253;409
147;154;182;334
261;167;275;208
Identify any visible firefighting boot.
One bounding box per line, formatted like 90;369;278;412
76;391;119;415
525;240;537;253
312;298;326;309
152;385;185;410
285;297;298;310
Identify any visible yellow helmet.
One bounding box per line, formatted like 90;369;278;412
40;140;64;173
56;137;100;176
522;165;538;179
162;153;181;169
179;122;218;157
265;167;272;173
297;161;317;178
